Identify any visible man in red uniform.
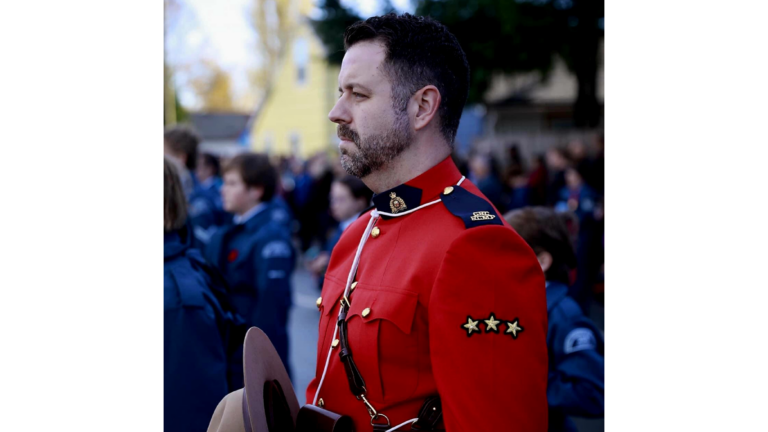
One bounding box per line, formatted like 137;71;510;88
306;13;548;431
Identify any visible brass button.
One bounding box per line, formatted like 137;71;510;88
362;307;371;318
443;186;454;195
351;281;358;290
371;227;381;238
316;297;322;308
332;339;340;348
318;398;324;407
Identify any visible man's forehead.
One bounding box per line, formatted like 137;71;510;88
338;41;386;87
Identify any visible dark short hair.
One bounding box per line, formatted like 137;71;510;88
200;153;221;177
335;175;373;204
223;153;277;202
344;13;469;146
504;207;577;285
164;125;200;170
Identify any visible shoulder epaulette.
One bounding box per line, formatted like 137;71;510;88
440;185;503;229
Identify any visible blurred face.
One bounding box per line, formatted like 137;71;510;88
329;40;413;178
221;170;261;215
546;149;566;170
565;168;583;189
330;182;365;222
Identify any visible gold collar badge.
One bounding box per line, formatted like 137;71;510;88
389;192;407;214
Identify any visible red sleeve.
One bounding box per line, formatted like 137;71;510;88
429;225;549;432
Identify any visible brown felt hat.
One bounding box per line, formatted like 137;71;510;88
208;327;300;432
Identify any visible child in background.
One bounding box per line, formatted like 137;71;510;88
505;207;605;432
204;153;295;377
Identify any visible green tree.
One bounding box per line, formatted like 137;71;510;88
310;0;603;128
310;0;363;65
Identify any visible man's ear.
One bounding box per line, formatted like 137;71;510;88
411;85;441;132
536;251;553;273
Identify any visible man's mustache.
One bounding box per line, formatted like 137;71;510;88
337;125;360;148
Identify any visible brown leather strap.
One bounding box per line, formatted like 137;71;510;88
337;310;367;397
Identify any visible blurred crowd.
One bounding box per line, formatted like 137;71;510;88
163;124;604;432
460;137;606;314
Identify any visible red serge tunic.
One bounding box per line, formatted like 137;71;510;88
305;157;548;431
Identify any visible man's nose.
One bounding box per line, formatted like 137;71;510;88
328;97;351;125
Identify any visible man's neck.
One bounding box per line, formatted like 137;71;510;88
362;138;451;193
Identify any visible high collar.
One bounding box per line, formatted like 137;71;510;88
371;156;462;216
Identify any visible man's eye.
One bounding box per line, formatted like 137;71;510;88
353;92;366;99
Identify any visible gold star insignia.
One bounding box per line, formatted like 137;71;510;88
463;316;480;336
505;319;524;339
484;314;500;332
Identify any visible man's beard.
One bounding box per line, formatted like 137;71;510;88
337;110;412;178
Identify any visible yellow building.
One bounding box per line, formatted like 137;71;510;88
250;10;340;158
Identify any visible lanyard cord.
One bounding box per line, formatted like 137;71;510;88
312;176;465;429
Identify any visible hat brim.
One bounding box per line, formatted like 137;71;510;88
243;327;301;432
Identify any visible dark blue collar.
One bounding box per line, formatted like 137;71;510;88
240;201;275;231
372;184;423;215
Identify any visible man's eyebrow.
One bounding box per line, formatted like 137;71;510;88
338;82;373;93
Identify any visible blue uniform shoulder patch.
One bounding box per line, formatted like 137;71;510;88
440;185;503;229
563;327;597;354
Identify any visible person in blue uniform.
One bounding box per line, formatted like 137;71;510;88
190;152;228;247
164;157;244;432
205;153;296;377
505;206;605;432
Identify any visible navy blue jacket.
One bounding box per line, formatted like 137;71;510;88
165;228;240;432
546;281;605;432
205;201;295;376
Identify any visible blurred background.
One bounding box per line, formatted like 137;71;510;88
165;0;604;430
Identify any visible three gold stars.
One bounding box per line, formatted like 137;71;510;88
462;314;524;338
